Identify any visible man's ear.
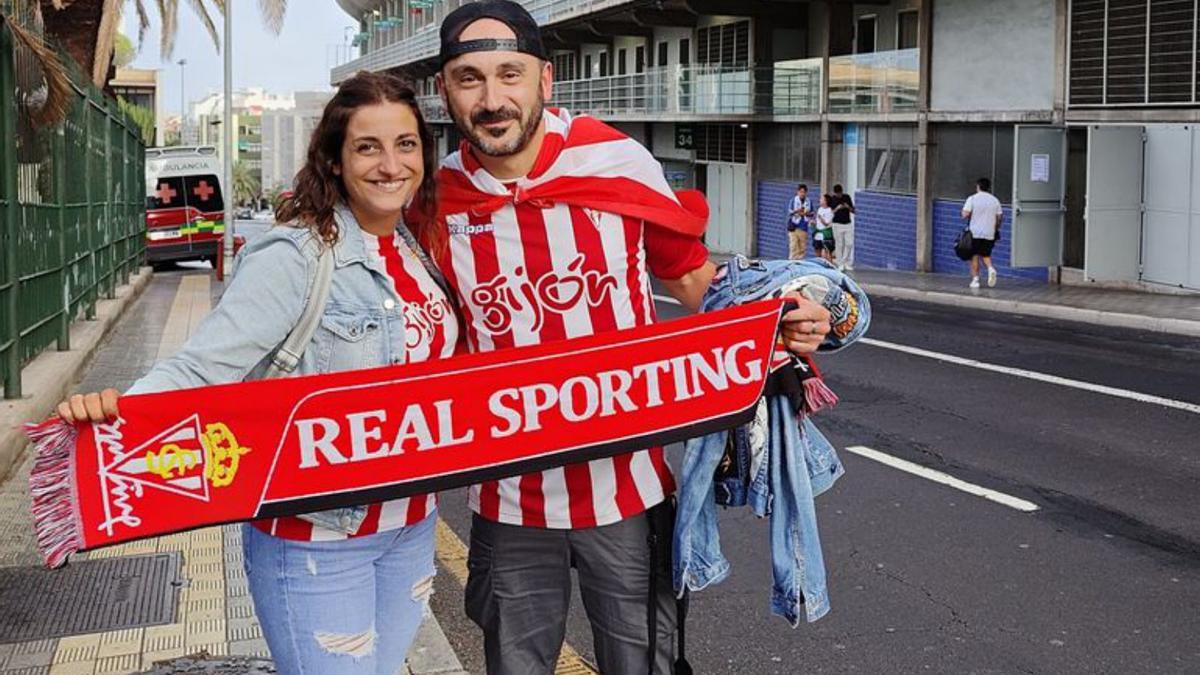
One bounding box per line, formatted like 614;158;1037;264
435;72;447;100
541;59;553;102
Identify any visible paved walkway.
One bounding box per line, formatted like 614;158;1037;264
849;268;1200;337
0;270;465;675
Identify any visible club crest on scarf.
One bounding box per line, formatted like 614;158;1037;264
94;415;250;535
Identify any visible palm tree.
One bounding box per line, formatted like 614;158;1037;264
231;159;260;206
4;0;288;127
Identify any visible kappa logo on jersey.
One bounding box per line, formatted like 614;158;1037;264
470;253;619;335
448;222;495;236
95;415;251;535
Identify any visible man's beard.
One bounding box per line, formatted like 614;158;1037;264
451;94;544;158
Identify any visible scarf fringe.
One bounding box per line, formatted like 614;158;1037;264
803;377;839;414
24;419;82;569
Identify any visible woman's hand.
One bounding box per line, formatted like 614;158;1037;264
56;389;121;424
779;295;832;354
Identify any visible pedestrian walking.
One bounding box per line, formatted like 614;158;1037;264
788;183;812;259
962;177;1003;288
430;2;834;673
52;72;456;675
813;193;837;264
832;184;855;271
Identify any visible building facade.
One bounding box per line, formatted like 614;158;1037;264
261;91;334;194
190;89;296;204
109;67;164;146
332;0;1200;293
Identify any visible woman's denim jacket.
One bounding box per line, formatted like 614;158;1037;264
126;205;439;534
673;255;870;626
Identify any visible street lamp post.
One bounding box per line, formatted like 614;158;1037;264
177;58;187;143
222;4;235;278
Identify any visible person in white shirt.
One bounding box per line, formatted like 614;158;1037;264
962;177;1004;288
813;193;836;263
787;183;811;259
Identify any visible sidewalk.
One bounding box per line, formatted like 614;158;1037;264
849;268;1200;338
0;270;466;675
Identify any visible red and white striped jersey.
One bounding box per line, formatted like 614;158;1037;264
436;109;708;529
253;230;457;541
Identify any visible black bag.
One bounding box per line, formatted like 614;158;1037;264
954;227;975;261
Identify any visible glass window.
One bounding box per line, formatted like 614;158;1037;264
860;125;917;194
856;15;877;54
932;124;1014;201
147;176;186;210
183;174;225;214
755;124;820;182
898;10;919;49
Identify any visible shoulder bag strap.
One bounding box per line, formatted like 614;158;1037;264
264;248;335;378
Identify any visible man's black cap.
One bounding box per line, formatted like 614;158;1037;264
439;0;548;67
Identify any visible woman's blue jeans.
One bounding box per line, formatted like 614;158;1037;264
242;513;437;674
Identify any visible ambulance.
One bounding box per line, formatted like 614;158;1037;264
144;146;226;267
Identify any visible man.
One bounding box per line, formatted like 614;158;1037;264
831;184;855;271
962;177;1003;288
432;3;833;673
787;183;811;259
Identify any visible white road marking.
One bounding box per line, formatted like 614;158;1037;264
656;291;1199;414
860;338;1200;416
845;446;1040;512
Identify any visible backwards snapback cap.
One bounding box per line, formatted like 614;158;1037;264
439;0;548;67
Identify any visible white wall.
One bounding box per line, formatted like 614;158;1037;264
652;27;693;67
651;123;695;161
853;0;919;52
580;44;608;78
930;0;1056;112
613;36;649;74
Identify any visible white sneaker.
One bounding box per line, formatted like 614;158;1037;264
987;267;997;287
969;276;980;289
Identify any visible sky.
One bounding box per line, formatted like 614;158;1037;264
123;1;359;116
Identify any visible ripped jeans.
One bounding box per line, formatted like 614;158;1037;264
242;513;437;674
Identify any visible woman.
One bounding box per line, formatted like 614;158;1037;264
813;194;837;263
53;72;456;674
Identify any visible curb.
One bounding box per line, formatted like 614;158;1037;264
0;267;154;483
407;613;468;675
860;282;1200;338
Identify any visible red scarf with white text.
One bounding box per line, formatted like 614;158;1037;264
26;301;786;568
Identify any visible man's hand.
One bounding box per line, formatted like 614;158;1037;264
779;294;831;354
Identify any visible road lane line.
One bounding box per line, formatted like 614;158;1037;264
654;294;681;306
434;519;599;674
845;445;1040;512
860;337;1200;415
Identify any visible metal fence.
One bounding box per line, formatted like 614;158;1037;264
417;63;823;123
0;22;146;398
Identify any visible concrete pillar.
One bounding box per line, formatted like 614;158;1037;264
1052;0;1068;125
914;0;935;272
818;0;832;193
916;118;934;272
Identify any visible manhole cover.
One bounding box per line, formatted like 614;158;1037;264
0;552;181;643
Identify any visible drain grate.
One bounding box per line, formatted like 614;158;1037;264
0;552;181;643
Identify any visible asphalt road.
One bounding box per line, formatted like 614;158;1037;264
431;294;1200;675
231;220;1200;672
